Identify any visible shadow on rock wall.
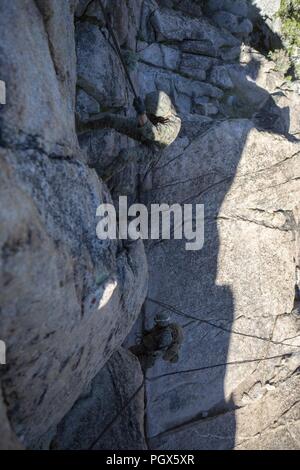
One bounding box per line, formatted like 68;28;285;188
61;0;299;450
12;0;298;450
128;1;299;450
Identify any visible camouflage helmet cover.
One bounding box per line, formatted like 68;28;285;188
145;91;173;117
154;312;171;325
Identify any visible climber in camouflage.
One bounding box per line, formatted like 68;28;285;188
77;91;181;181
130;312;183;371
78;90;181;148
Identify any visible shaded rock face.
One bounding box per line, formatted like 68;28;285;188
51;348;146;450
134;0;300;451
142;122;300;449
0;0;147;449
0;388;23;450
248;1;282;54
0;0;299;451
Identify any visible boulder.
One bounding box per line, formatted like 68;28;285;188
139;44;181;71
0;0;77;155
209;65;234;89
206;0;248;18
0;0;148;448
179;54;218;81
138;63;223;112
172;0;203;18
151;7;239;49
224;0;248;18
213;11;240;33
0;148;148;447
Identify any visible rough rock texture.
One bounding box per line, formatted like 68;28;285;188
137;0;300;451
149;373;300;450
0;389;23;450
0;0;77;154
51;348;146;450
1;0;300;451
0;0;147;449
142;121;300;449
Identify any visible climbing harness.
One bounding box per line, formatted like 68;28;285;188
98;0;138;99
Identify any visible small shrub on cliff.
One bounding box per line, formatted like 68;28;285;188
278;0;300;49
268;49;291;74
273;1;300;78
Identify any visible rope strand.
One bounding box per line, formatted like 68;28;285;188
147;297;300;349
98;0;138;99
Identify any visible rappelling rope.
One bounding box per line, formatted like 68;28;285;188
147;297;300;349
89;378;145;449
98;0;138;100
89;350;300;448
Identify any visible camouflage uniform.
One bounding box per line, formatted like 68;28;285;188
130;313;184;371
78;91;181;148
78;91;181;185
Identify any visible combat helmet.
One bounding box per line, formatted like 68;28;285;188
154;312;171;326
145;91;173;117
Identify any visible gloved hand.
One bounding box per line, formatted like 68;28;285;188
133;96;146;115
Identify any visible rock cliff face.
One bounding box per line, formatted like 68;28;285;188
0;0;147;449
0;0;299;450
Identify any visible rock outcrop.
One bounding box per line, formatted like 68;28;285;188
0;0;299;450
0;0;147;448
